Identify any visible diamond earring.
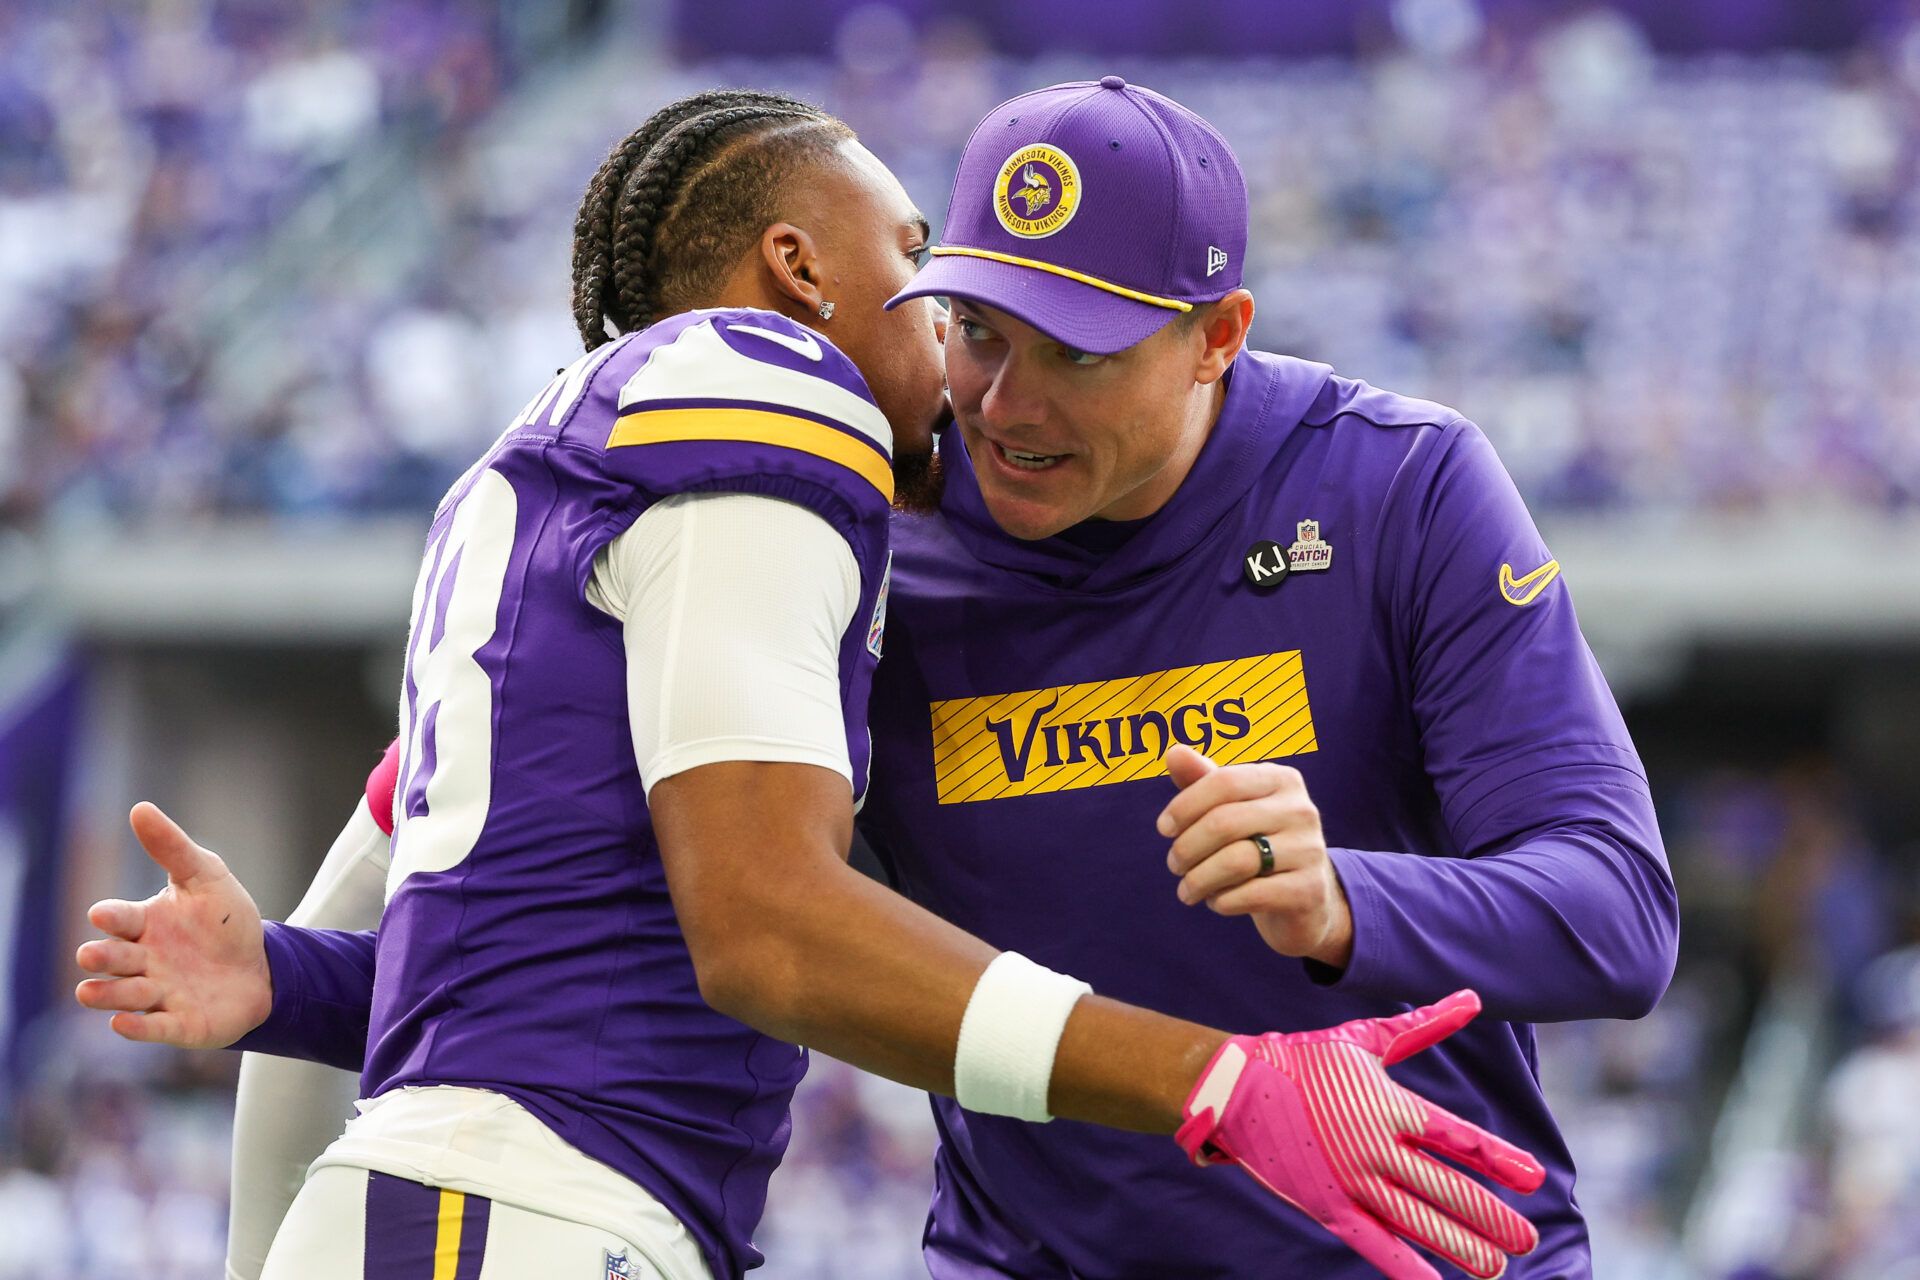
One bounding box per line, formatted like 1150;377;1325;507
818;301;836;320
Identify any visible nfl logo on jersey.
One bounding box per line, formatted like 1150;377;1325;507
604;1249;638;1279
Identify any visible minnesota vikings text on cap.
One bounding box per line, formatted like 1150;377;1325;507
994;144;1081;239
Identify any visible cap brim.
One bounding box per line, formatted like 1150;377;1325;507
886;253;1185;356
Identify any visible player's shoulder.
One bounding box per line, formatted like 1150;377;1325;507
492;309;899;534
566;307;890;456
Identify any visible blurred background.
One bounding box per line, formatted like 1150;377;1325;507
2;0;1919;1275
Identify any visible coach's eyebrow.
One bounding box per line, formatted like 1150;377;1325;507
908;213;931;243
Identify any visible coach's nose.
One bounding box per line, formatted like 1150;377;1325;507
978;351;1048;436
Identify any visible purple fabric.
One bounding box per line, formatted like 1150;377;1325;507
887;78;1249;354
362;1171;442;1279
358;1172;491;1279
858;348;1676;1277
922;1124;1070;1279
428;545;463;651
230;923;377;1073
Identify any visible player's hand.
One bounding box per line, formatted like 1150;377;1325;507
1176;991;1544;1280
1159;744;1353;968
74;802;273;1048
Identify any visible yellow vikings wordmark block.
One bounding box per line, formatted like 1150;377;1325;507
929;651;1317;805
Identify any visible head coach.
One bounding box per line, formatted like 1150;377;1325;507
863;75;1679;1279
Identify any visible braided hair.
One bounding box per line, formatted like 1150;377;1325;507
571;90;854;350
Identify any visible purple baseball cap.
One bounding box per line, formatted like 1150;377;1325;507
886;76;1248;355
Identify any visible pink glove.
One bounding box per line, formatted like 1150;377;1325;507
1175;990;1545;1279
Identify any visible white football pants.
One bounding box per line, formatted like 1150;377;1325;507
260;1164;712;1280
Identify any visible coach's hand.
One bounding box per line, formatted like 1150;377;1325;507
1159;745;1354;970
74;802;273;1047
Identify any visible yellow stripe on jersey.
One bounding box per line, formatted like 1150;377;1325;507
432;1189;465;1280
608;407;894;503
929;651;1317;804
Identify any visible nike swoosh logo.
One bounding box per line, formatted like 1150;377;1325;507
1499;558;1562;607
730;323;822;361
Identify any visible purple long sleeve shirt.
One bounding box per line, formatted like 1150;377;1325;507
853;350;1677;1278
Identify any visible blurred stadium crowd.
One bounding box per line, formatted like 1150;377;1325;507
3;1;1919;1277
6;2;1920;525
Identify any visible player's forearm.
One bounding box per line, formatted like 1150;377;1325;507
656;762;1227;1133
228;923;377;1071
697;857;1225;1133
1324;782;1677;1022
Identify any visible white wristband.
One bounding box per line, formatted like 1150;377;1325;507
953;952;1092;1123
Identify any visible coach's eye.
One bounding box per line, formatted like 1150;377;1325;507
955;318;990;342
1060;345;1104;366
906;245;929;267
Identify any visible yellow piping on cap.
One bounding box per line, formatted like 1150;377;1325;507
927;247;1194;312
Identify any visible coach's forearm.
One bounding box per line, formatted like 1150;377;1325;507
1321;775;1677;1022
228;923;377;1071
654;762;1227;1133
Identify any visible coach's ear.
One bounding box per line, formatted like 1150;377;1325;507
759;221;829;323
1191;290;1254;386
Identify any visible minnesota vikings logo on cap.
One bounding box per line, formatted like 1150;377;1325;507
995;144;1080;239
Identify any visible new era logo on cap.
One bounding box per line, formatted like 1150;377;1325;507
1207;246;1229;277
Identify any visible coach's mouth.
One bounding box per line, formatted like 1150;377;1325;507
991;440;1069;472
973;427;1073;478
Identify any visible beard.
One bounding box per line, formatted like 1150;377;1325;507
891;447;945;514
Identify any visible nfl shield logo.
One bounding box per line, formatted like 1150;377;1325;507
604;1249;637;1279
1287;519;1333;572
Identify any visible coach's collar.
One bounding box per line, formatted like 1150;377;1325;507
939;351;1334;592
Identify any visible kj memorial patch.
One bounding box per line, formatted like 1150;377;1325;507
929;651;1318;804
995;144;1081;239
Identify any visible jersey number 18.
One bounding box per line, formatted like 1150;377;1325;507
389;468;518;898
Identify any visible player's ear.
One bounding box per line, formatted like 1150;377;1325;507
759;221;828;322
1192;290;1254;386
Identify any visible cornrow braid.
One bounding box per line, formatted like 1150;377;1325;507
570;90;852;350
571;89;798;349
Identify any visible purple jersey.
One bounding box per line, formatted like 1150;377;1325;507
347;309;889;1279
858;351;1677;1278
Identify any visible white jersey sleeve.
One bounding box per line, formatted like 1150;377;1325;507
226;797;390;1280
586;490;860;794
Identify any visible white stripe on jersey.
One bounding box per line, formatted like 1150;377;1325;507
616;316;893;455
